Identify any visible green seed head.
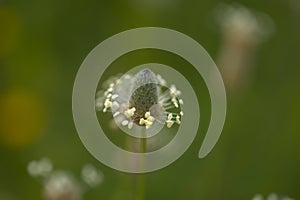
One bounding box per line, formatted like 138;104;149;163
129;69;159;122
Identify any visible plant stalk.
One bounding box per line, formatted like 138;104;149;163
136;129;146;200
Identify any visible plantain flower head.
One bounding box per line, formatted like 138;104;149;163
95;68;183;137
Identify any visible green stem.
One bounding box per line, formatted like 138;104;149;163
136;129;146;200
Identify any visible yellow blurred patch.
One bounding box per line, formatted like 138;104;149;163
0;90;45;149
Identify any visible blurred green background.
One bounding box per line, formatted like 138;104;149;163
0;0;299;199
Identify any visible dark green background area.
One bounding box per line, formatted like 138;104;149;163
0;0;299;199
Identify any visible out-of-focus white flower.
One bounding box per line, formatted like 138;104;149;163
252;194;264;200
27;158;104;200
215;3;274;44
44;171;81;200
81;164;103;188
252;193;294;200
27;158;53;178
214;3;274;93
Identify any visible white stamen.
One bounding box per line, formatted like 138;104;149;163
157;74;167;86
112;101;119;110
176;115;181;124
113;112;120;117
179;99;184;105
148;116;155;122
170;85;181;97
111;94;119;100
124;107;136;118
139;118;146;125
104;99;112;109
170;85;177;96
145;111;151;119
122;120;129;126
145;120;153;127
172;98;179;108
166;120;174;128
128;122;133;129
139;111;155;129
168;113;173;120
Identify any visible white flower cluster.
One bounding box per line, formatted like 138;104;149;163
27;158;103;200
169;84;183;108
158;83;184;129
96;75;130;114
165;112;183;128
100;83;119;113
44;171;81;200
27;158;53;178
252;193;294;200
81;164;103;187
